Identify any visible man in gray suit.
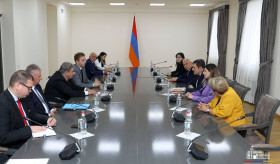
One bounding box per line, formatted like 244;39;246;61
72;52;101;88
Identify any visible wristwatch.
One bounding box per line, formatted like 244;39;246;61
206;108;210;113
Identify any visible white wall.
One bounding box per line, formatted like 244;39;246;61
0;0;16;88
71;11;208;68
270;0;280;114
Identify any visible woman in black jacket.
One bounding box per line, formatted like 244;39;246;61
168;52;186;77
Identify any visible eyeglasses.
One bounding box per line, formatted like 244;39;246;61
20;83;32;91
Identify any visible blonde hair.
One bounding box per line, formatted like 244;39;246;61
208;76;229;94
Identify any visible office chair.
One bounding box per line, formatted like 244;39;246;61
225;77;237;87
234;94;280;145
232;83;251;102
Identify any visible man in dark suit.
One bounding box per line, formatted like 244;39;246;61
26;64;56;116
0;70;56;149
45;62;95;103
168;58;195;84
186;59;205;92
72;52;100;88
85;52;108;80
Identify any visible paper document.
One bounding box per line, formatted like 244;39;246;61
169;107;188;112
32;129;56;138
7;158;49;164
176;132;200;140
70;132;95;140
88;108;106;113
162;93;175;96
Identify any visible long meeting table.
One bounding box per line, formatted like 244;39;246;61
10;67;250;164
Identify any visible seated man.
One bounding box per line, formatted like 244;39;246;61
0;70;56;149
85;52;108;80
26;64;56;116
185;59;205;92
45;62;95;103
72;52;101;88
168;58;195;84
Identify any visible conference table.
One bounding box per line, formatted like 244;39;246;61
10;67;250;164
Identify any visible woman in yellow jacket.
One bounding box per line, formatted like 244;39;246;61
197;76;248;137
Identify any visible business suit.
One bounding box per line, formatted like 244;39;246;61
85;59;103;80
72;64;94;88
26;84;53;116
0;89;48;149
44;71;85;103
186;73;205;92
176;68;195;84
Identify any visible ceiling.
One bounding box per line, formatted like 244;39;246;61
53;0;230;9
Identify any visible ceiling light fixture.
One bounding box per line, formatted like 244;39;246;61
69;2;86;6
150;3;165;6
109;3;125;6
189;4;206;7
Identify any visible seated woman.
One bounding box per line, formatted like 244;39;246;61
95;52;108;70
185;63;220;103
197;76;248;137
167;52;186;77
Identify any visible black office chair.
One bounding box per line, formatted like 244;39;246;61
225;77;237;87
234;94;280;145
232;83;250;102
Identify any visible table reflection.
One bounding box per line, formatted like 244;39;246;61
109;103;125;121
148;104;164;123
152;138;175;154
206;140;231;153
42;138;67;153
98;139;121;155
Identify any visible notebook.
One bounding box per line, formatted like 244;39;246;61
62;104;90;110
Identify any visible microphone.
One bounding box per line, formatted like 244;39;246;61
171;93;213;121
153;61;167;65
187;116;246;160
23;117;81;160
157;66;172;69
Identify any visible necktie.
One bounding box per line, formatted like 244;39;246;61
34;88;50;114
196;75;200;88
81;69;84;83
16;99;29;126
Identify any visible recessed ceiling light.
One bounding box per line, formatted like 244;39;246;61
109;3;125;6
150;3;165;6
69;2;86;6
189;4;206;7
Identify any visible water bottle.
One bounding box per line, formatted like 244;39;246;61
150;61;153;72
78;111;87;134
184;109;192;134
167;81;170;88
157;68;160;75
177;92;182;106
104;81;107;92
93;93;99;109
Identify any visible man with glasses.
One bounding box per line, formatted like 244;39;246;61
26;64;56;116
0;70;56;149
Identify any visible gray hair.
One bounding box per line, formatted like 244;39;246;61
59;62;74;74
26;64;41;75
9;70;34;87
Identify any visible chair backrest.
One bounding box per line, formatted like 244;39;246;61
225;77;237;87
253;94;280;144
233;83;250;102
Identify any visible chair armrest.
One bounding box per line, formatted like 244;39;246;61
49;101;64;108
245;112;255;117
252;144;280;152
0;146;17;156
234;122;269;131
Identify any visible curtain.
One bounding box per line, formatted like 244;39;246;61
236;0;263;103
206;13;214;64
217;7;229;77
254;0;278;104
233;2;247;80
208;11;219;65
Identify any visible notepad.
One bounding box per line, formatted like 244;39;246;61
32;129;56;138
62;104;90;110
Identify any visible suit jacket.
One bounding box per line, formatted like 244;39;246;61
171;62;186;77
176;68;195;84
44;71;85;103
72;64;94;88
0;89;48;149
26;84;53;116
85;59;103;80
186;73;205;92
